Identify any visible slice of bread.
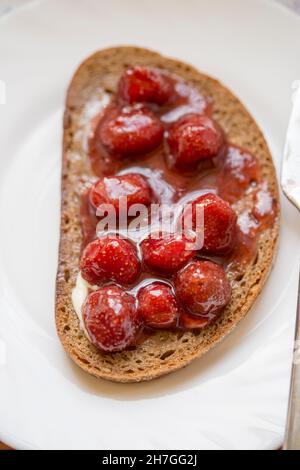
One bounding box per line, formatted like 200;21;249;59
55;46;279;383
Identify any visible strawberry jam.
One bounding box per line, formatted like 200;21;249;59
76;66;278;351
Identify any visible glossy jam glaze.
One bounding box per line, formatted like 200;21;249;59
78;69;278;334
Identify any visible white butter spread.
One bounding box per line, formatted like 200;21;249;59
74;90;110;152
71;272;97;341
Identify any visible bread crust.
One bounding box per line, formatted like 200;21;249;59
55;46;280;383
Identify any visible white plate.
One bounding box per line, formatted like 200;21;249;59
0;0;300;450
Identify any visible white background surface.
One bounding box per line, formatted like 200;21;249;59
1;0;300;17
0;0;300;450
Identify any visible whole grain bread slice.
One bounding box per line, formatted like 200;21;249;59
55;46;280;383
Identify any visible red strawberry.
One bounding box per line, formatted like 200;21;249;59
190;192;237;254
175;260;231;316
118;66;174;105
82;286;140;352
80;236;140;286
89;173;152;214
141;232;196;275
98;105;164;157
167;113;224;168
137;282;179;329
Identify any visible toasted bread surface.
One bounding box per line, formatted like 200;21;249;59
55;47;279;383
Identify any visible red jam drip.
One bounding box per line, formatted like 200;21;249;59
79;71;278;334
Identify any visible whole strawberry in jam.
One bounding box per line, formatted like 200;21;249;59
89;173;152;214
98;105;164;157
190;192;237;254
137;282;179;329
82;286;140;353
175;260;231;316
80;236;140;286
141;232;196;275
118;66;174;105
167;113;224;169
